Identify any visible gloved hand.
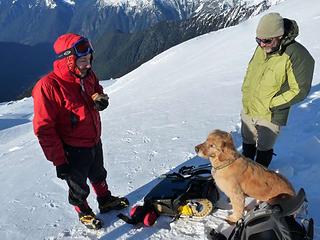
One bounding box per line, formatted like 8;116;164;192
56;163;70;180
92;93;109;111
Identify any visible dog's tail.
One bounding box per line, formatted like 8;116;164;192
272;171;295;196
267;193;294;203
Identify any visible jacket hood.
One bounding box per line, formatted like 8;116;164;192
53;33;83;81
281;18;299;47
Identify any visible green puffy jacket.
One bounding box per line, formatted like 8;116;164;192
242;18;314;126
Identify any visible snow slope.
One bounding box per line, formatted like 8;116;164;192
0;0;319;239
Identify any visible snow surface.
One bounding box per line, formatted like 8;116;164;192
0;0;319;239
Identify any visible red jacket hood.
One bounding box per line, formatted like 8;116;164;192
53;33;82;82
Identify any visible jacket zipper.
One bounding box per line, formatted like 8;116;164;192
80;78;99;141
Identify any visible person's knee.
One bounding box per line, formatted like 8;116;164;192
241;122;257;144
67;177;90;206
89;168;107;184
256;125;278;150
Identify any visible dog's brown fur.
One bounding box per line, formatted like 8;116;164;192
195;129;295;223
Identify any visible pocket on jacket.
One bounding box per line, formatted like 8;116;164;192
261;67;278;87
70;103;86;122
271;107;290;126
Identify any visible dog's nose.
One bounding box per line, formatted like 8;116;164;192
195;145;200;153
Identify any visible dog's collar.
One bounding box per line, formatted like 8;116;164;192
213;158;237;171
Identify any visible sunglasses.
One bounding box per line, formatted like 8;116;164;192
57;38;94;59
255;37;273;45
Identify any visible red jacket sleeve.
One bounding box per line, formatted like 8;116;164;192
32;78;66;166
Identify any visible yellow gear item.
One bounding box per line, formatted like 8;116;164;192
177;198;213;219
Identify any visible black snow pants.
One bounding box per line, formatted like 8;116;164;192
63;141;107;207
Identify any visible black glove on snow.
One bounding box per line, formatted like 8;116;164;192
92;93;109;111
56;163;70;180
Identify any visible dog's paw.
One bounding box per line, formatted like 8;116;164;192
225;218;236;225
226;215;240;224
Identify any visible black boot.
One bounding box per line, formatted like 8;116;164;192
98;195;129;213
256;149;273;168
242;143;256;160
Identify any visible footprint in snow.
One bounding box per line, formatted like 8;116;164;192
126;130;136;135
143;136;151;143
121;137;132;143
34;192;48;200
9;146;23;152
134;166;142;173
148;150;158;161
44;201;60;209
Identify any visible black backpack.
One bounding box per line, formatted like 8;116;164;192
118;164;220;226
212;188;314;240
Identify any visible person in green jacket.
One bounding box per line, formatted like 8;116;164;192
241;12;314;167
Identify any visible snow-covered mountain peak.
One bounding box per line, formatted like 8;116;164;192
62;0;75;6
44;0;75;8
7;0;285;12
95;0;286;11
244;0;285;6
10;0;75;9
96;0;154;8
44;0;56;9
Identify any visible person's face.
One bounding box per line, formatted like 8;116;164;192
76;54;92;77
256;36;282;53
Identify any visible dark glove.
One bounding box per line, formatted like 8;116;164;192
56;163;70;180
92;93;109;111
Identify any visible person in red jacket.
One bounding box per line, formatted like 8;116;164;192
32;33;128;230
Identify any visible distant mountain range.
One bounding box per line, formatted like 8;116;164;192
0;42;54;102
0;0;284;102
93;1;273;79
0;0;284;44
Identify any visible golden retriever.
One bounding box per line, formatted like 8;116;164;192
195;129;295;223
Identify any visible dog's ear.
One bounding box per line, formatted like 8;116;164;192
224;132;235;151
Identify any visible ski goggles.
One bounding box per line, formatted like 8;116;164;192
255;37;273;45
56;38;94;59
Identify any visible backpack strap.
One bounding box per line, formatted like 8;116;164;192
228;219;245;240
179;164;212;175
117;213;138;224
163;164;212;180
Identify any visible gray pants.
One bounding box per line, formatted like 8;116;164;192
241;111;281;151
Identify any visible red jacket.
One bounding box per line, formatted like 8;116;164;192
32;33;103;166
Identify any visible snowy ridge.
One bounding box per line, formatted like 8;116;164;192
10;0;75;8
96;0;285;8
244;0;285;6
62;0;75;5
8;0;285;10
97;0;154;7
44;0;56;9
